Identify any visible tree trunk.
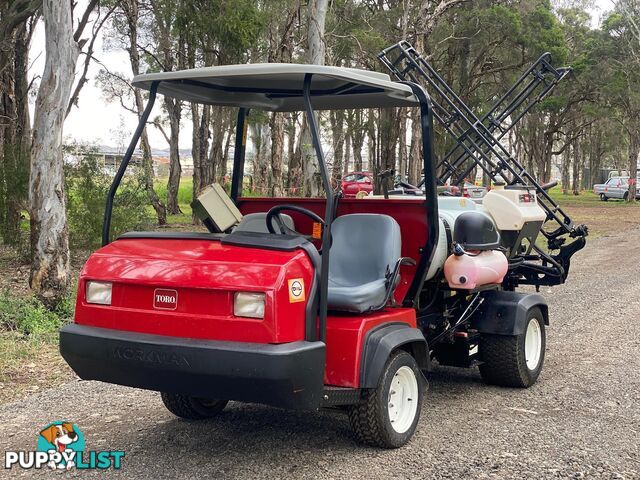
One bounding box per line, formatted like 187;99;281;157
289;115;305;195
377;108;397;193
572;140;581;195
628;127;639;203
249;122;270;194
398;109;407;181
270;112;285;196
330;110;344;183
408;110;422;186
209;107;228;185
124;0;166;225
165;98;182;214
0;19;31;246
286;112;297;192
344;129;351;175
303;0;328;197
351;109;365;172
307;0;328;65
367;110;378;191
29;0;78;306
191;102;212;221
561;144;571;195
221;110;235;183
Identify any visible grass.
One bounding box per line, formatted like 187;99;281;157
548;186;636;207
546;186;640;239
0;290;75;404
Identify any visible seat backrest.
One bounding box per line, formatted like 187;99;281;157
234;212;294;234
328;214;401;286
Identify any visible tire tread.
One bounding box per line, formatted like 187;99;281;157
161;393;227;419
348;350;422;448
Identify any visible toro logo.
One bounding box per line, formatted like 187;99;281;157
153;288;178;310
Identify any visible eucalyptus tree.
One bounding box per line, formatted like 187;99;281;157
598;1;640;201
29;0;99;306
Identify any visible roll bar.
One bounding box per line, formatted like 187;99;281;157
101;76;438;341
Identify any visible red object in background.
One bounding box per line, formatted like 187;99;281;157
341;171;373;197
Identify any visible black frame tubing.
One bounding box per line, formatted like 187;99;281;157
102;81;159;246
302;73;334;343
379;41;580;241
401;83;440;308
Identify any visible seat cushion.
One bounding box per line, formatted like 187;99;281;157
327;278;387;314
326;214;401;312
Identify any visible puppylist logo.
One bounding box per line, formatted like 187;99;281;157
4;421;124;470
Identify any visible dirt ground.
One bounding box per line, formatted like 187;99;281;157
0;198;638;478
559;200;640;238
0;247;85;404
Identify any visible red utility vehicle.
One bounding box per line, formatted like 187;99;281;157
341;171;373;198
60;61;586;448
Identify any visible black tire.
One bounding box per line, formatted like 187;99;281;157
479;307;546;388
600;193;608;201
348;350;424;448
623;191;629;201
161;392;228;420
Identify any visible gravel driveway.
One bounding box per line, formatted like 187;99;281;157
1;228;638;479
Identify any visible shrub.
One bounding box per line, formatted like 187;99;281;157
0;290;72;335
65;149;153;248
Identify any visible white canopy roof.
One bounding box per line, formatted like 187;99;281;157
132;63;418;111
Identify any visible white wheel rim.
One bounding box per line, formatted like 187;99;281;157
387;366;419;434
524;318;542;371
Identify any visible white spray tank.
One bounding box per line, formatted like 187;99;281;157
426;197;481;280
482;183;547;256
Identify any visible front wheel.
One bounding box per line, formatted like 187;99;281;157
348;350;424;448
161;392;228;419
479;307;546;388
600;193;608;201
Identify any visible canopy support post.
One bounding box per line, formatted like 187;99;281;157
303;73;334;343
401;82;440;308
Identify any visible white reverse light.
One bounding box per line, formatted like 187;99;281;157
86;281;112;305
234;292;265;319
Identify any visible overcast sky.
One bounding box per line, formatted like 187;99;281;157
29;0;616;151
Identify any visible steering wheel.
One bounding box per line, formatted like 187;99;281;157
266;205;325;241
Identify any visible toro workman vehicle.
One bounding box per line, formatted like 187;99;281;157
60;44;587;448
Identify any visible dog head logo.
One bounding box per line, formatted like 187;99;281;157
37;421;85;470
40;423;79;453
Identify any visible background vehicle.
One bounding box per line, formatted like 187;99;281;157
437;183;461;196
341;171;373;197
594;176;640;201
462;182;487;199
60;47;587;450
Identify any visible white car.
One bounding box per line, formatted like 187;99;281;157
593;176;640;201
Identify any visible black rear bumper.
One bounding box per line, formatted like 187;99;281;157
60;324;325;410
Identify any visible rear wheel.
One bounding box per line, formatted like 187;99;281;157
161;392;228;419
624;191;629;201
348;350;423;448
479;307;545;388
